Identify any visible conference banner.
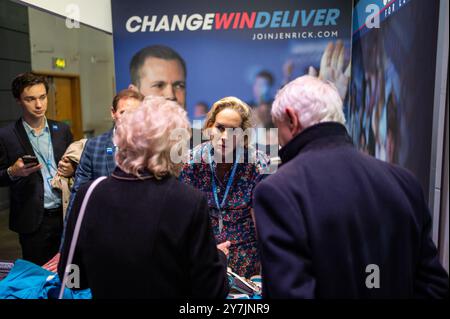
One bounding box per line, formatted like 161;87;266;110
350;0;440;200
111;0;353;122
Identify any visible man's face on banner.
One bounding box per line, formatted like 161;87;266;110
135;57;186;108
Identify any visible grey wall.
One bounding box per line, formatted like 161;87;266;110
433;0;449;273
0;0;31;210
440;76;449;273
1;2;116;211
28;7;116;136
0;0;30;126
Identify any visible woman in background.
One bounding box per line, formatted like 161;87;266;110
180;97;270;279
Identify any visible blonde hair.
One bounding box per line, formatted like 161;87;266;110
114;96;190;179
203;96;254;147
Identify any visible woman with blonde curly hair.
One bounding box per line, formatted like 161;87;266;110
180;96;270;279
58;96;229;298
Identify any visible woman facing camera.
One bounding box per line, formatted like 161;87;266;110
58;97;229;299
180;97;270;278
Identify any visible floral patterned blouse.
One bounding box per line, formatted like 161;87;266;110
179;141;270;278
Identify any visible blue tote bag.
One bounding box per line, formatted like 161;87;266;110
0;259;91;299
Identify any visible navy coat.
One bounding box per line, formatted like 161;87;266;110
58;167;229;298
254;122;448;298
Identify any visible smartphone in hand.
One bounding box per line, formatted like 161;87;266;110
22;155;39;166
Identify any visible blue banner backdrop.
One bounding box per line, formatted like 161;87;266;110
111;0;353;119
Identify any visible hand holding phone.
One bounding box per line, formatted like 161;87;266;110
8;156;41;178
22;155;39;166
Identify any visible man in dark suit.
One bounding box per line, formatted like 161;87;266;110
253;75;449;298
0;73;73;265
70;89;144;196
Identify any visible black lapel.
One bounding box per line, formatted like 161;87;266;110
14;119;42;179
13;119;36;157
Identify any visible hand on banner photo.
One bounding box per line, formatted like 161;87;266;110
282;59;295;85
308;40;351;101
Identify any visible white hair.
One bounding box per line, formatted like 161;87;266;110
114;96;190;179
272;75;345;129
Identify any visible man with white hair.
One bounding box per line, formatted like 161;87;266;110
253;75;448;298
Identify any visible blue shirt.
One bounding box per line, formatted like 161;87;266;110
22;118;61;209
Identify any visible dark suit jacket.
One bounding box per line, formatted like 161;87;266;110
0;119;73;234
58;167;229;299
70;128;116;195
254;122;449;298
61;129;116;249
65;128;115;211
